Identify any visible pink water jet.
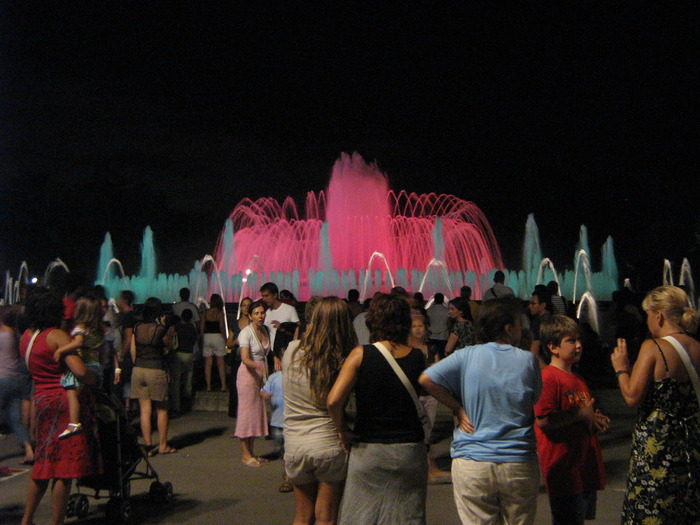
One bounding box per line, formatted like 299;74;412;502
214;153;503;299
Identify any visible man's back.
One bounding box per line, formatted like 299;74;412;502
427;303;450;340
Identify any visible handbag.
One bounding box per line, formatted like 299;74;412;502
373;342;427;426
662;335;700;407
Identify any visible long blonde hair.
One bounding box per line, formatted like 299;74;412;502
294;296;357;406
642;285;699;334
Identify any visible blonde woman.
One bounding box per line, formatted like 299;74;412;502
611;285;700;524
283;297;357;525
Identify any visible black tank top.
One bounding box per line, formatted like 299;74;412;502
353;344;426;444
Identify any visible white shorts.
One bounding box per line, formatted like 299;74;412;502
202;333;226;357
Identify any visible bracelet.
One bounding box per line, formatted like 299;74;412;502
115;368;122;374
615;369;630;377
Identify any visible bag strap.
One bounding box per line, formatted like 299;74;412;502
24;330;41;368
373;342;426;421
662;335;700;407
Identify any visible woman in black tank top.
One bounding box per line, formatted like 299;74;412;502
328;293;428;525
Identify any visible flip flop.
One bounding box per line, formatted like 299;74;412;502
159;447;178;455
253;456;269;463
243;457;262;467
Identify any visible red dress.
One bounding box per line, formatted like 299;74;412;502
20;328;100;480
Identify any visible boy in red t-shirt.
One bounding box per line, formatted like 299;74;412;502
534;315;610;525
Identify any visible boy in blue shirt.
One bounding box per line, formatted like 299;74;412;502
261;371;291;492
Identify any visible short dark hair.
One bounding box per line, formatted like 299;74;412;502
476;297;522;344
260;282;279;295
142;297;163;323
119;290;135;306
546;281;559;295
390;286;409;298
433;292;444;305
460;286;472;299
366;293;411;344
179;288;191;301
348;289;359;302
540;315;580;354
181;308;193;322
532;289;553;312
494;271;506;284
249;299;267;314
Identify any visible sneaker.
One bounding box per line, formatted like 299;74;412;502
58;423;83;440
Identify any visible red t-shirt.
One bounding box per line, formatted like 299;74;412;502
534;365;605;497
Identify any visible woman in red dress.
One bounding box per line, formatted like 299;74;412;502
19;289;100;525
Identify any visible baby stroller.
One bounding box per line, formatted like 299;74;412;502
65;389;174;522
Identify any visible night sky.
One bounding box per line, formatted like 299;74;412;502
1;4;698;291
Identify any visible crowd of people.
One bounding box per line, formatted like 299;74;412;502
1;277;699;525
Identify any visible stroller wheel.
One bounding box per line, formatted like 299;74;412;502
74;494;90;519
66;494;78;517
163;481;174;502
107;497;131;522
149;480;173;503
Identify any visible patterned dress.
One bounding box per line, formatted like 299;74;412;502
451;320;476;349
622;357;700;524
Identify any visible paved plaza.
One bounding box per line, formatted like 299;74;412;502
1;388;634;524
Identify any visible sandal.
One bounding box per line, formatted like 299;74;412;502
243;457;262;467
278;480;293;493
159;447;178;455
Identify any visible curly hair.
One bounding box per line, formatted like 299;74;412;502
293;296;357;406
24;288;64;331
366;293;411;344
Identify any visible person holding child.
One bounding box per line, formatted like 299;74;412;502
53;296;115;439
535;315;608;525
611;285;700;524
19;289;100;525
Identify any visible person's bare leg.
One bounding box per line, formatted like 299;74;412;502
139;398;153;446
21;478;49;525
155;402;174;452
23;440;34;463
216;356;227;391
314;481;343;525
50;478;72;525
204;356;213;391
240;437;259;465
66;388;80;425
292;481;318;525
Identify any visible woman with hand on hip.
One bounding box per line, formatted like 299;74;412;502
611;285;700;524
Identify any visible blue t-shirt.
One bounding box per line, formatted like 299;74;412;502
262;371;284;428
425;342;541;463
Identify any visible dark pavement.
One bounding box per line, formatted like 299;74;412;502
1;387;634;524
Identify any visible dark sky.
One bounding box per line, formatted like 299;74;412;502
1;3;698;290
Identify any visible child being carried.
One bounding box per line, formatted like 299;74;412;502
54;297;105;440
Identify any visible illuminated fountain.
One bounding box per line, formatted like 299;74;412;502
213;153;503;300
91;153;627;305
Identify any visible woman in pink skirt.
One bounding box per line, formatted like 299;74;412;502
234;300;270;466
